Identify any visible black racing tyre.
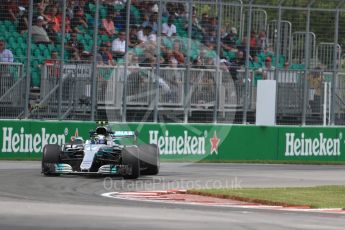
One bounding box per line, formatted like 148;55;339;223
41;144;61;176
122;146;140;179
139;144;160;175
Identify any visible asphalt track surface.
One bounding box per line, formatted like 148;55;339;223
1;161;345;230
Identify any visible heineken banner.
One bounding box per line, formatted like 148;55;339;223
0;120;95;159
0;120;344;162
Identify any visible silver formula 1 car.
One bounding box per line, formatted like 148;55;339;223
41;124;159;179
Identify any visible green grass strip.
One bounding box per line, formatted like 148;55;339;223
189;185;345;209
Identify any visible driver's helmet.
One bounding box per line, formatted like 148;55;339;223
96;135;106;144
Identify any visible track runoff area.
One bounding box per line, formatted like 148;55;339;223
0;162;345;230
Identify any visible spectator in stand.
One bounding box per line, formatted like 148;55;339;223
0;39;13;63
0;0;19;21
221;27;239;51
250;30;258;56
128;25;139;48
43;4;61;32
259;56;275;80
257;31;269;53
33;0;49;20
117;1;140;31
227;50;245;80
176;3;188;21
69;50;81;63
17;7;28;34
46;21;58;43
162;16;177;37
308;68;323;115
203;29;217;46
237;37;248;55
66;0;75;19
258;46;274;63
80;49;103;64
207;17;218;34
99;42;115;65
193;48;207;68
32;16;53;44
112;31;126;59
138;26;156;43
250;55;264;85
70;6;88;34
200;13;209;31
101;12;116;37
142;12;158;33
250;54;263;69
186;14;204;41
65;32;84;56
44;51;60;78
162;51;175;67
170;41;185;66
263;56;275;71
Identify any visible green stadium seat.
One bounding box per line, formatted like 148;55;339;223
31;71;40;87
47;44;54;51
14;47;24;57
87;3;96;14
42;48;50;58
0;25;6;34
4;20;15;32
134;47;144;56
114;4;124;12
130;5;141;25
16;36;25;45
20;42;27;51
77;33;84;41
99;6;107;19
224;51;236;60
85;13;93;22
33;48;41;57
117;58;124;64
38;43;47;52
84;33;92;41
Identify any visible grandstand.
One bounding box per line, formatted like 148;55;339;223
0;0;345;125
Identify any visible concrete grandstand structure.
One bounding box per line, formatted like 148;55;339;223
0;0;345;125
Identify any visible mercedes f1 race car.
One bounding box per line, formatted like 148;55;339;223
41;124;159;179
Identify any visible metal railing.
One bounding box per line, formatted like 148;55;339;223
0;62;25;118
0;0;345;125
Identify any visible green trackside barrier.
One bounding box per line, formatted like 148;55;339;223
0;120;345;162
109;123;345;162
109;123;279;162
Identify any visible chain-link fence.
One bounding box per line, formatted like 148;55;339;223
1;0;345;125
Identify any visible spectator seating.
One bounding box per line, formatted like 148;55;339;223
0;2;294;88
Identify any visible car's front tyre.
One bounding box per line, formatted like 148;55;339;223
122;147;140;179
139;144;160;175
41;144;61;176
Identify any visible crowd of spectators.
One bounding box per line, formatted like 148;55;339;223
0;0;286;82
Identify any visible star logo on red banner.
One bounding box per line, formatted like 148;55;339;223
210;131;220;155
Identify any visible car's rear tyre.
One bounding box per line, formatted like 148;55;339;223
139;144;160;175
122;147;140;179
41;144;61;176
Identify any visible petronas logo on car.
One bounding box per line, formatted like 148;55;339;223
285;133;342;156
149;130;207;155
1;127;66;153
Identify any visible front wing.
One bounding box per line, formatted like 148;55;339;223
46;163;132;176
